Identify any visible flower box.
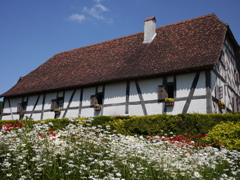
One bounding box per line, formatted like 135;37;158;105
165;101;174;106
18;112;24;117
54;109;61;115
165;98;174;106
218;101;226;109
94;104;101;111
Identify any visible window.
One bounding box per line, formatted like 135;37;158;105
166;84;174;98
96;92;103;104
58;97;64;109
51;97;64;110
17;101;27;113
90;92;103;106
158;83;174;100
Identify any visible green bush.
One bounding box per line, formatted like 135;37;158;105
1;113;240;138
203;121;240;151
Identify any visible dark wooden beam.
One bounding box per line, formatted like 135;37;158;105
182;71;200;113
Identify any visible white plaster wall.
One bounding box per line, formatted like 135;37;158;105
27;95;39;112
34;95;43;111
138;78;162;101
145;103;162;115
129;104;145;116
45;92;57;110
31;113;42;121
81;108;95;118
103;105;125;116
129;81;140;102
2;115;13;120
187;99;207;114
193;71;206;96
2;101;11;114
104;82;126;104
64;90;73;109
168;101;186;115
176;73;193;98
70;89;81;108
65;109;79;118
82;87;95;107
43;111;55;120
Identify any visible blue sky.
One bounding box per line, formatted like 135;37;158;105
0;0;240;101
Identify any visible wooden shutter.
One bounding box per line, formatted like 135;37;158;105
51;99;58;110
17;103;23;113
158;85;167;100
215;85;222;99
219;86;223;99
235;71;239;84
90;95;97;107
237;97;240;112
221;51;226;66
233;96;237;112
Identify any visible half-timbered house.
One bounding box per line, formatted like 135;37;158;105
1;14;240;120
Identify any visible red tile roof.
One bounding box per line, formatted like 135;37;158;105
1;14;229;97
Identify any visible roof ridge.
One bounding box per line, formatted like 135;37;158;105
156;13;226;30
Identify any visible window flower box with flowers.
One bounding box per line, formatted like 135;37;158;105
18;112;25;117
218;101;226;109
54;109;61;115
165;98;174;106
94;104;101;111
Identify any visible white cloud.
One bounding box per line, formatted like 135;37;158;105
83;3;108;20
68;14;86;23
68;0;113;24
95;4;108;11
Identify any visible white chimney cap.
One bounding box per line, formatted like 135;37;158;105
143;16;157;44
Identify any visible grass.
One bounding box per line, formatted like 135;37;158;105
0;118;239;180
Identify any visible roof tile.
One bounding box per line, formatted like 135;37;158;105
1;14;228;97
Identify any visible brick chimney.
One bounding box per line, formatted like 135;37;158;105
143;16;157;44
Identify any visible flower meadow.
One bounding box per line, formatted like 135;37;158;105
0;118;240;180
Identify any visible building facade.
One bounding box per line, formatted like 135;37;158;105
1;14;240;120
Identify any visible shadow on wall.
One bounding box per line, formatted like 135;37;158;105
165;105;174;113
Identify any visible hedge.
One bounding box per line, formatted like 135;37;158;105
1;113;239;137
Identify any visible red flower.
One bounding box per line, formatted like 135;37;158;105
38;132;45;138
196;134;202;138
